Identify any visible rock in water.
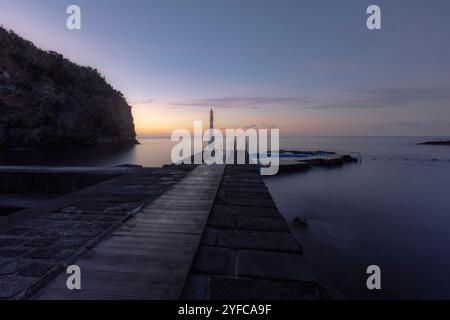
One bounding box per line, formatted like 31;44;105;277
293;217;309;228
0;27;138;147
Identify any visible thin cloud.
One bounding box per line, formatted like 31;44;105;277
324;120;450;131
128;99;156;105
129;86;450;112
307;86;450;110
169;96;314;109
387;121;450;129
244;123;278;130
261;123;278;129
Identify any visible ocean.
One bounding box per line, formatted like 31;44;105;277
265;136;450;299
1;136;449;299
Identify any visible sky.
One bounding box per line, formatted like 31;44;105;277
1;0;450;137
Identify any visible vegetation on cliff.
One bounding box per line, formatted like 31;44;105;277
0;27;138;146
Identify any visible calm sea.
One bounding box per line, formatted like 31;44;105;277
265;136;450;299
1;136;449;299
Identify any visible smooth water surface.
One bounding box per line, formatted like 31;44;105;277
265;136;450;299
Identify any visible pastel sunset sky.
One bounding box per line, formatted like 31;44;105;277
1;0;450;137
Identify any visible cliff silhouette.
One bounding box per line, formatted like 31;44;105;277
0;27;138;147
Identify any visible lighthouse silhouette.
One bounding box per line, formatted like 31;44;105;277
209;108;215;145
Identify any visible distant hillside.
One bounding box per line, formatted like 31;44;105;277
0;27;138;147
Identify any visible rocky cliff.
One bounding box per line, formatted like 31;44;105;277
0;27;138;147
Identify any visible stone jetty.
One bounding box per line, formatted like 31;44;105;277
0;164;328;300
182;165;328;300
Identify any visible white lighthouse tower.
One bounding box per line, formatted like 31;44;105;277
209;108;215;144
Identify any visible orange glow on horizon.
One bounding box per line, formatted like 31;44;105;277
131;102;342;138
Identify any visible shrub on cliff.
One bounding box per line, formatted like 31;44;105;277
0;27;138;146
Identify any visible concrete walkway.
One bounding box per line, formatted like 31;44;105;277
0;165;194;299
34;164;225;300
182;165;328;300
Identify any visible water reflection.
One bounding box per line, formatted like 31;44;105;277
0;138;175;167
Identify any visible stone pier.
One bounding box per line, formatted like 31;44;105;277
0;165;195;299
0;164;328;300
182;165;328;300
34;165;225;299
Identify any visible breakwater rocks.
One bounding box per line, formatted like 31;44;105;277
0;27;137;147
276;150;359;173
305;155;357;167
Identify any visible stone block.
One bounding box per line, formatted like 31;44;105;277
24;247;59;259
3;227;35;237
0;237;26;247
57;237;88;249
209;276;328;300
207;214;236;229
200;227;218;246
0;259;30;275
212;205;280;217
181;274;209;300
192;246;234;275
0;275;36;299
236;216;290;232
0;248;28;258
216;198;276;208
54;249;78;260
237;250;316;281
18;262;53;278
24;237;59;248
216;230;301;253
71;215;99;222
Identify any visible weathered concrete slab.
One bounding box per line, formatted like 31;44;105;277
0;166;143;194
216;229;302;252
182;274;209;300
209;276;328;300
0;165;194;299
237;250;318;281
236;216;290;232
34;164;225;300
1;163;328;300
182;165;328;300
0;194;59;210
192;246;234;275
212;204;280;217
